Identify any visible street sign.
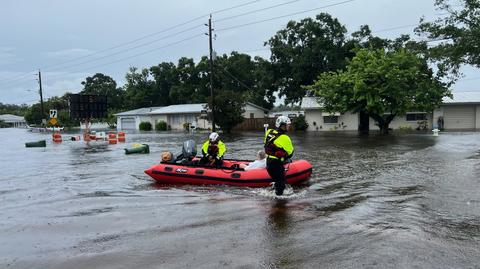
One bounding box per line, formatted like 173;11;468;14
49;109;57;119
49;118;58;126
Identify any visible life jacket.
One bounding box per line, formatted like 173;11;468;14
264;129;288;159
208;143;219;156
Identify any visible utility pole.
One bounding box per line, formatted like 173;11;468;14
38;70;45;125
207;14;216;132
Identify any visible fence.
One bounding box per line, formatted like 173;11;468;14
233;118;276;131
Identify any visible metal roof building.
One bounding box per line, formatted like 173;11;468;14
0;114;26;128
115;102;268;131
301;91;480;131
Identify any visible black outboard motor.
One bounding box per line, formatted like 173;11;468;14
182;139;197;160
176;139;197;163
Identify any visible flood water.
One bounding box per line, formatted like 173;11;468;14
1;128;479;269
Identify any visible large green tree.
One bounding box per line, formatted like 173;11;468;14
308;48;450;134
81;73;124;111
0;103;28;116
124;67;155;109
416;0;480;74
24;93;79;127
169;57;200;104
267;13;350;104
211;89;245;133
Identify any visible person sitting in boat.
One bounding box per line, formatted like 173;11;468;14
239;150;267;171
199;132;226;166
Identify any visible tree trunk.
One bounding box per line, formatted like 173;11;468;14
378;122;390;134
358;111;370;134
371;114;395;135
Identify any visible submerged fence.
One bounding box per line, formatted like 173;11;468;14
233;118;276;131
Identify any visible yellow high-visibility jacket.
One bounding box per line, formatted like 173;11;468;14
264;129;294;161
202;140;226;158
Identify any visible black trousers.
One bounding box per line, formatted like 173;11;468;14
266;157;286;195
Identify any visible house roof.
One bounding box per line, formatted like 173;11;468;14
245;102;269;112
301;97;322;109
115;102;268;116
0;114;26;123
443;91;480;104
148;103;207;114
302;91;480;109
115;107;164;116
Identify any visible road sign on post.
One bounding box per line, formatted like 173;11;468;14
49;118;58;126
49;109;57;119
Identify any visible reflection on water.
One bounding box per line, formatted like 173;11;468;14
0;128;479;268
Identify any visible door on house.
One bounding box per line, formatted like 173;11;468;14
121;118;136;130
443;105;475;129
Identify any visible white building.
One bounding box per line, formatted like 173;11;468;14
301;91;480;131
115;103;268;131
115;107;163;130
0;114;27;128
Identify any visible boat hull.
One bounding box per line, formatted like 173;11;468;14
145;159;312;187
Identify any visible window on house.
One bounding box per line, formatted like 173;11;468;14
250;113;254;118
323;116;339;124
406;113;427;121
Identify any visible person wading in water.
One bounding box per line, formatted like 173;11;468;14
264;116;294;195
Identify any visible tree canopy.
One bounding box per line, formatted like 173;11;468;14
267;13;351;104
416;0;480;74
308;48;450;134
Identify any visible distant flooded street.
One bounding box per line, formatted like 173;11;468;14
1;128;479;268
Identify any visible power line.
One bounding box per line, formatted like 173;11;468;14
46;33;205;81
0;0;265;85
215;0;300;23
45;24;204;72
372;24;418;33
216;0;356;32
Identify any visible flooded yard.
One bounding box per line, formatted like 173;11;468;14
1;128;479;268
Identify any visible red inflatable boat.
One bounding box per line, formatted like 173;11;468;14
144;159;312;187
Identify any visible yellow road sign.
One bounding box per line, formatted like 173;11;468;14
49;118;58;125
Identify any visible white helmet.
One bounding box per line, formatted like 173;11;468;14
275;116;291;128
209;132;219;142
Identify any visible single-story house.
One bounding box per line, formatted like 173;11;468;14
0;114;27;128
115;107;163;130
115;102;268;130
301;91;480;131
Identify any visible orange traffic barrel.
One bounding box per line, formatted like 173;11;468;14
52;132;62;143
108;132;117;144
118;131;126;142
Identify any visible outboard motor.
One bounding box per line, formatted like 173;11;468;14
182;139;197;160
176;139;197;163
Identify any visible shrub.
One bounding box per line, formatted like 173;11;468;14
183;122;190;131
156;120;167;131
293;114;309;131
139;121;152;131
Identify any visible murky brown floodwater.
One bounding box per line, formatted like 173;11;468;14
1;128;479;268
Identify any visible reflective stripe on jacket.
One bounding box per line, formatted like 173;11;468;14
263;129;294;161
202;140;226;158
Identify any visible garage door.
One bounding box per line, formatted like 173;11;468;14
443;106;475;129
121;118;136;130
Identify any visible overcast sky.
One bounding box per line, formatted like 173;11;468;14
0;0;478;105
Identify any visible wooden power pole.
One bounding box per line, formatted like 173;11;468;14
207;14;216;132
38;70;45;125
